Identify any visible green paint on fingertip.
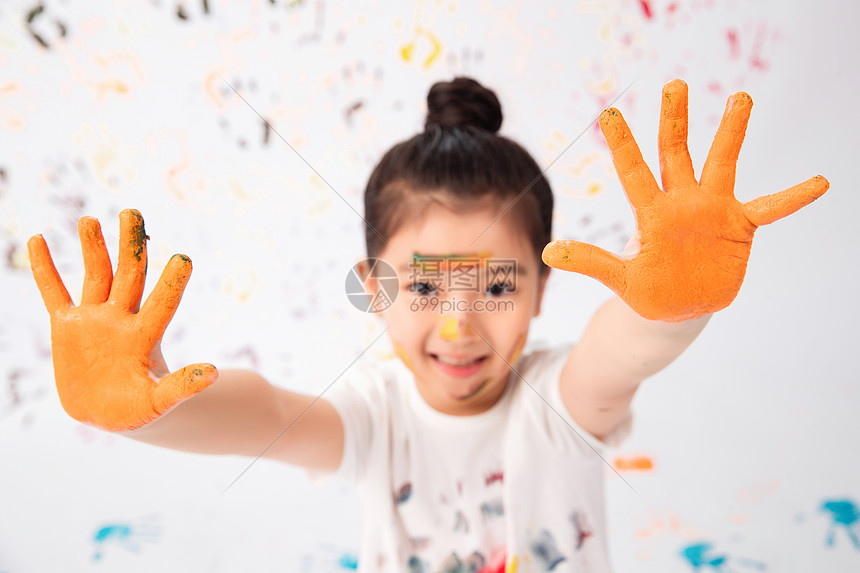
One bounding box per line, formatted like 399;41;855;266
130;219;147;262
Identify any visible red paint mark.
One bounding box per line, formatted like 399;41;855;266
394;482;412;504
639;0;653;19
707;80;723;94
571;510;595;549
667;2;679;14
749;22;770;71
457;480;463;496
485;470;504;486
477;548;507;573
727;29;741;59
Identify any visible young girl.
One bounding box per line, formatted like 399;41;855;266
27;77;827;572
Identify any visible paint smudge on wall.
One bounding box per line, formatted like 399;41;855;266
679;541;766;572
300;543;360;571
680;542;728;571
633;507;681;540
732;477;780;505
820;498;860;549
614;454;654;471
400;26;442;70
25;3;69;50
92;518;159;561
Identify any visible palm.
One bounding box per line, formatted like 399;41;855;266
543;80;829;321
28;210;217;431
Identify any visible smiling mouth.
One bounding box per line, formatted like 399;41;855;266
430;354;487;366
429;353;488;380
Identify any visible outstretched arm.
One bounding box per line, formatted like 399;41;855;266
545;79;829;440
29;210;344;472
559;296;710;440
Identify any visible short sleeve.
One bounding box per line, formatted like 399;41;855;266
521;343;634;455
305;364;381;487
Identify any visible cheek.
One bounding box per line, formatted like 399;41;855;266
392;339;416;373
507;332;527;364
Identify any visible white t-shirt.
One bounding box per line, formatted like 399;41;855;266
311;343;633;572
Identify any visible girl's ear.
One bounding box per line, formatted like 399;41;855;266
533;268;551;317
364;275;379;296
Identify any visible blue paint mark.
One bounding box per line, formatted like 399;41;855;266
680;542;767;572
480;500;504;519
91;519;159;561
300;544;362;571
94;524;133;544
529;529;566;570
680;542;728;571
407;555;429;573
820;498;860;549
337;552;358;569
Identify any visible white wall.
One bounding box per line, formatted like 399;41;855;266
1;0;858;571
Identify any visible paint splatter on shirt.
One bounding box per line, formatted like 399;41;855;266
309;344;633;572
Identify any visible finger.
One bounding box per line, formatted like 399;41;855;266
599;107;661;213
151;363;218;415
700;91;753;196
78;217;113;304
658;79;697;191
138;254;192;344
109;209;148;312
542;240;626;295
27;235;72;313
743;175;829;227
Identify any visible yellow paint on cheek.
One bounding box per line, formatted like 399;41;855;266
392;340;415;373
507;555;518;573
439;317;460;341
507;333;527;364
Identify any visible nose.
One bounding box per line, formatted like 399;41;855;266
437;315;476;342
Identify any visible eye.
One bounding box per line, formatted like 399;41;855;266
407;281;437;296
486;281;515;297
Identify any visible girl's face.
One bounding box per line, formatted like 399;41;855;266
370;200;550;416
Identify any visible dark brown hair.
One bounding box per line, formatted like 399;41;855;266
363;76;554;277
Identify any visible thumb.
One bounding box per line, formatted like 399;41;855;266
151;363;219;415
542;240;626;295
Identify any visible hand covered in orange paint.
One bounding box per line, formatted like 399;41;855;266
28;209;218;431
542;79;829;322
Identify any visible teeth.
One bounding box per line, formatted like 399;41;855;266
435;355;481;366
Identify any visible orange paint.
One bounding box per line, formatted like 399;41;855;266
27;210;218;431
507;332;527;365
392;340;416;374
614;455;654;471
542;79;829;321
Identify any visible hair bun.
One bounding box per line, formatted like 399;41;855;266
425;76;503;134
